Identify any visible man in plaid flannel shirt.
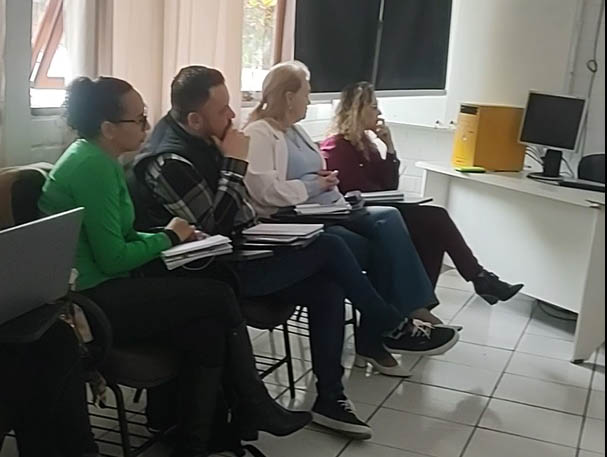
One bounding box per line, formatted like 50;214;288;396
130;69;255;236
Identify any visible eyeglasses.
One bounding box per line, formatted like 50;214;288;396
113;115;148;130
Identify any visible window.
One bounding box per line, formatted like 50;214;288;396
294;0;452;94
241;0;281;101
30;0;69;108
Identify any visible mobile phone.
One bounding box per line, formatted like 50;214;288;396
455;166;486;173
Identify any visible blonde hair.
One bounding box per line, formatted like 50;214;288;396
329;81;375;158
248;61;310;127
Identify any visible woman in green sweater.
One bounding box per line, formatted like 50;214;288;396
39;76;310;457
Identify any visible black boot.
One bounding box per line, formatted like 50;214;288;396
473;270;524;305
170;364;223;457
227;322;311;438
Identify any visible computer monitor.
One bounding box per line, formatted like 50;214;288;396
519;91;586;152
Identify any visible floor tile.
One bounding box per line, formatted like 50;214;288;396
434;287;474;321
369;408;474;457
452;300;530;350
437;270;475;292
467;293;536;319
479;398;583;447
0;437;19;457
462;428;576;457
526;308;577;342
296;367;402;406
578;451;605;457
264;382;289;400
253;427;348;457
494;373;588;415
253;331;313;363
384;382;489;425
517;333;575;361
581;418;605;454
506;352;593;389
431;341;512;372
259;357;312;388
409;358;502;396
588;390;606;420
341;442;429;457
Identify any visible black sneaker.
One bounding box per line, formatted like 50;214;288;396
384;320;459;356
312;396;372;440
473;270;524;305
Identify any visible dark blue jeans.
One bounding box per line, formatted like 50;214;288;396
327;206;437;315
236;233;402;400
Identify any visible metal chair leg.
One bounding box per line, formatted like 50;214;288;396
282;323;296;399
108;381;132;457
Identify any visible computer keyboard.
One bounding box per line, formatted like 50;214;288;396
559;178;605;193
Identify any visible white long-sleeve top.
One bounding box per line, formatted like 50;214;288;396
244;119;327;217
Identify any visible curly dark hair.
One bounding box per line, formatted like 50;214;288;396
64;76;133;139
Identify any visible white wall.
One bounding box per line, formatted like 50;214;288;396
570;0;605;160
445;0;579;122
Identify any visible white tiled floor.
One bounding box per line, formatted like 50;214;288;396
1;270;604;457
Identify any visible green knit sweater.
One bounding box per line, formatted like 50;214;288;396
39;139;171;290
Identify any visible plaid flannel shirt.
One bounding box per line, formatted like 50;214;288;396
143;152;257;236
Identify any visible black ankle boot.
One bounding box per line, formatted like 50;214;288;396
227;322;312;437
170;364;223;457
473;270;524;305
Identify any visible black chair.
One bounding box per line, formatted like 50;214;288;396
241;298;297;398
578;154;605;183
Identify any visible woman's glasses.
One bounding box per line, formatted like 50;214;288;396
113;114;148;130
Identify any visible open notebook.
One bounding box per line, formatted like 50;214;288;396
161;235;233;270
293;202;352;216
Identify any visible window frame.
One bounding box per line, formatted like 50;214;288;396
30;0;65;90
295;0;452;100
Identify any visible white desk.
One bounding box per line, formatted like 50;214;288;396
418;161;605;362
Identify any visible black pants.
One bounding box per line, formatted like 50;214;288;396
0;320;97;457
82;276;242;368
397;205;483;287
235;233;402;398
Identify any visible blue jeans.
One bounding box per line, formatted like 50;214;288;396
327;206;437;316
236;233;402;400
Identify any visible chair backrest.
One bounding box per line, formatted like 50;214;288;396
578;154;605;184
0;163;53;230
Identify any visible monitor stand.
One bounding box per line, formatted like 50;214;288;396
542;149;563;178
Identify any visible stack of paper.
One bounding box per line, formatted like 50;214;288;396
161;235;233;270
241;223;323;245
293;202;352;216
360;190;405;202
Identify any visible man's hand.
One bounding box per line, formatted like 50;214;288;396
165;217;195;242
212;129;250;161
